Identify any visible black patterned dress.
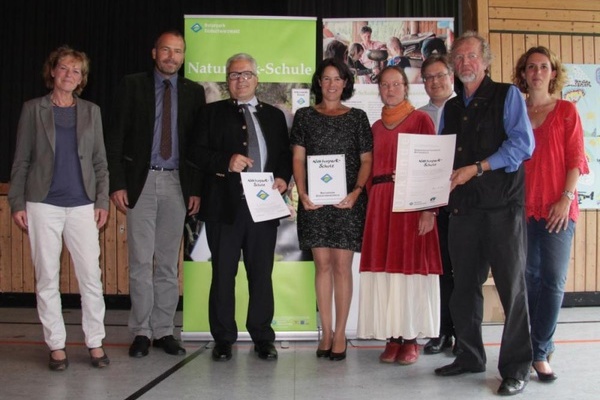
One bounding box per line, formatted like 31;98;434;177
290;107;373;252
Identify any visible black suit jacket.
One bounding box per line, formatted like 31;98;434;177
191;99;292;224
105;71;206;208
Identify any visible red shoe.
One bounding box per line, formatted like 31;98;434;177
379;341;402;363
397;343;419;365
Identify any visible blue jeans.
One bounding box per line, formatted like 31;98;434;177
526;217;575;362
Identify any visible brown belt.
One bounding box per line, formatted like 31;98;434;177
372;174;394;185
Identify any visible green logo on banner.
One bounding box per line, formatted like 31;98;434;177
185;16;316;83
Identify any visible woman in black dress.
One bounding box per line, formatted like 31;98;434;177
290;58;373;361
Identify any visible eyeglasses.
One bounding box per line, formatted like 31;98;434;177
378;81;404;90
227;71;256;81
422;72;450;83
452;53;480;63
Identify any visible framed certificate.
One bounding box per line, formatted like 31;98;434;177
307;154;347;205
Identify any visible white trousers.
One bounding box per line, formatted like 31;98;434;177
26;202;106;350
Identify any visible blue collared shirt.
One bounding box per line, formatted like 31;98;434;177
151;71;179;169
440;85;534;172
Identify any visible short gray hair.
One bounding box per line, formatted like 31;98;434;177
226;53;258;75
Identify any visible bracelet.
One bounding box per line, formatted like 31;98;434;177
562;190;575;201
353;185;364;192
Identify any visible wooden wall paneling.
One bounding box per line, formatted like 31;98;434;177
595;37;600;63
567;215;583;292
489;19;600;35
537;35;550;50
115;209;129;294
549;36;562;60
102;204;117;295
511;34;526;82
572;36;584;64
490;8;600;24
524;34;539;53
0;195;11;292
10;224;24;292
489;33;502;82
597;216;600;291
585;213;598;291
477;0;490;36
573;214;587;291
500;33;514;83
560;36;573;64
60;246;72;293
21;232;34;293
583;36;595;64
489;0;600;11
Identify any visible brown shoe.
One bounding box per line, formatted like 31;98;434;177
397;343;419;365
49;349;69;371
379;341;402;363
89;347;110;368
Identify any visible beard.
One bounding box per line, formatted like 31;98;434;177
458;72;476;83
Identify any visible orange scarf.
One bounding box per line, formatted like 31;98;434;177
381;100;415;127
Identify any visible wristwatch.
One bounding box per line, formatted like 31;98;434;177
562;190;575;201
475;161;484;177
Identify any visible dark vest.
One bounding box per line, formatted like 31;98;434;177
442;76;524;215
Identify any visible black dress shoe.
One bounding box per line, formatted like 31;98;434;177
153;335;186;355
434;362;486;376
424;334;453;355
329;341;347;361
129;336;151;358
497;378;527;396
212;341;232;361
254;341;278;360
316;347;331;358
532;364;557;382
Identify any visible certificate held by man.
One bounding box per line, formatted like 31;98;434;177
307;154;347;205
392;133;456;212
240;172;290;222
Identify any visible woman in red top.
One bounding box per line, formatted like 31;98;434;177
514;46;589;383
357;65;442;365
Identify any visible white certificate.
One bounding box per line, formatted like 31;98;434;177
392;134;456;212
307;154;347;205
240;172;291;222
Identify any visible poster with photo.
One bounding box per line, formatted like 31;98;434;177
323;17;454;124
563;64;600;209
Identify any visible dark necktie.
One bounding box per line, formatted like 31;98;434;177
160;79;172;160
241;104;261;172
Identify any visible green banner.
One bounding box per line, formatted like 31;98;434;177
183;262;316;333
182;15;317;339
185;16;316;83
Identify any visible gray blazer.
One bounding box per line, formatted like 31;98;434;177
8;94;109;212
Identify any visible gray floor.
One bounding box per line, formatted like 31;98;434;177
0;306;598;400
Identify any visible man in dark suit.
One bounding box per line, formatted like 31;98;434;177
190;53;292;361
105;30;205;358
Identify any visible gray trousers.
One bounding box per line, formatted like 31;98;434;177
127;170;186;339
